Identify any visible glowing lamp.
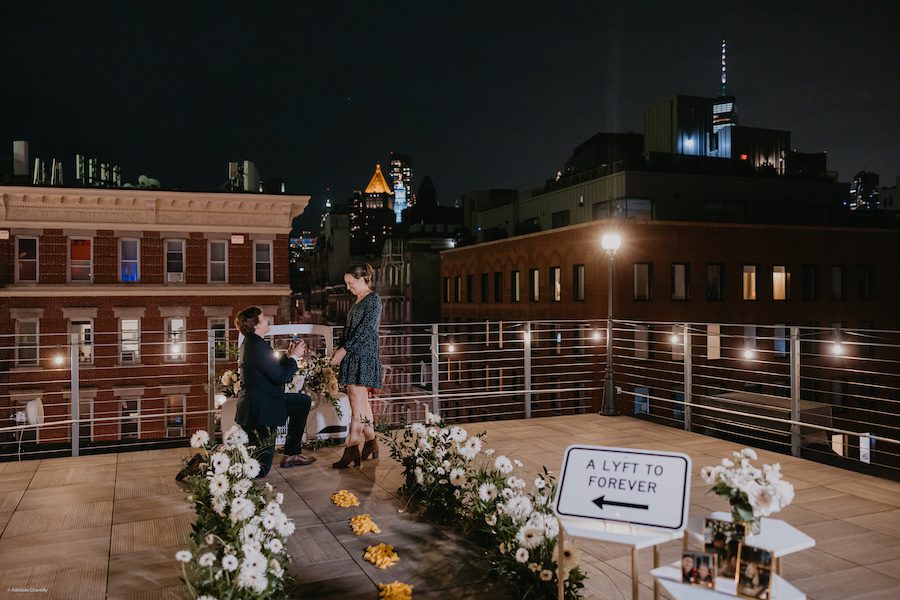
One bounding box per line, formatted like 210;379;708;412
53;354;65;366
601;233;621;253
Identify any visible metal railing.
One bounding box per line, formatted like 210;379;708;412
1;320;898;481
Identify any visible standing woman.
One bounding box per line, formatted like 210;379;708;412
330;263;382;468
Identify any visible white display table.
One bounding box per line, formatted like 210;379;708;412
651;563;806;600
557;516;684;600
684;511;815;574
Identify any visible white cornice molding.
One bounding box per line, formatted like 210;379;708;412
0;284;293;297
0;186;309;233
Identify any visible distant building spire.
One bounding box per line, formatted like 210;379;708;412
720;38;727;96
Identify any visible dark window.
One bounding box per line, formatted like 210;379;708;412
706;264;724;300
801;265;818;300
551;210;570;228
466;274;474;303
573;265;585;301
442;277;450;303
453;276;461;303
480;273;489;303
830;266;845;300
858;266;874;300
493;272;503;302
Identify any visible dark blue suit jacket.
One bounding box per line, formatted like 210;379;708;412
235;333;299;427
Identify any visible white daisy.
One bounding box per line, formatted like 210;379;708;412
222;554;239;572
540;569;554;582
266;538;284;553
210;452;230;474
494;455;513;474
208;474;229;497
190;430;210;448
515;547;529;563
478;482;498;502
198;552;216;567
449;468;466;487
243;458;261;479
175;550;192;563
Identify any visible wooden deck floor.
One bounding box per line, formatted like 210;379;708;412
1;414;899;599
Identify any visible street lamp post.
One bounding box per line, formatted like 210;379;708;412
600;233;621;416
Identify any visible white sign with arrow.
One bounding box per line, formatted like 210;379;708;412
554;445;691;531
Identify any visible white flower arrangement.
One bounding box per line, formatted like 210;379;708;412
178;427;294;599
218;369;242;398
380;411;586;599
701;448;796;526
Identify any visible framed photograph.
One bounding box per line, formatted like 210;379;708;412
704;517;745;578
736;544;774;599
681;551;717;590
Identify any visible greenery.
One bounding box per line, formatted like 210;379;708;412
378;414;586;599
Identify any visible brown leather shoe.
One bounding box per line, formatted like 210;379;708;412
280;454;316;468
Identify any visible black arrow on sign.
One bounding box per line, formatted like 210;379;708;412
592;495;649;511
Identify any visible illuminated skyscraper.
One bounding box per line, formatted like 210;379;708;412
711;39;738;157
389;152;414;209
349;164;395;253
849;171;880;211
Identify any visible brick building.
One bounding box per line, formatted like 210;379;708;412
0;185;308;455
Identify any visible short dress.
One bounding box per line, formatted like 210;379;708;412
337;291;383;388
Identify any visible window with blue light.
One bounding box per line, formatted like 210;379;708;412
120;239;139;282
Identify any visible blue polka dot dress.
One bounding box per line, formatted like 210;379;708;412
337;291;383;389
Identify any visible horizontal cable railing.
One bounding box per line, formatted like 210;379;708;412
1;320;899;481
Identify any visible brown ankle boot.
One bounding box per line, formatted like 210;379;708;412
332;444;361;469
360;439;379;460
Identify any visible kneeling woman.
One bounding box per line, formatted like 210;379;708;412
330;263;382;468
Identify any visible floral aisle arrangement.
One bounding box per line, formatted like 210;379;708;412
380;412;586;599
290;352;343;419
700;447;796;534
177;428;296;599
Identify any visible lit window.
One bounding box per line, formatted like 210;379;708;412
511;271;520;302
210;318;229;361
209;240;228;283
550;267;561;302
634;263;652;301
166;395;186;437
529;269;540;302
254;241;273;283
16;237;38;282
71;320;93;364
573;265;585;301
773;266;790;300
120;319;140;364
671;263;689;300
166;317;186;362
16;320;39;366
121;398;140;439
120;239;140;282
166;239;185;282
69;238;92;282
742;265;757;300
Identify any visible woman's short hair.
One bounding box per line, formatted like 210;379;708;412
345;263;375;285
235;306;262;336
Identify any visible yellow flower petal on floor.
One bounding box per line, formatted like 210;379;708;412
364;543;400;569
350;513;381;535
331;489;360;507
378;580;413;600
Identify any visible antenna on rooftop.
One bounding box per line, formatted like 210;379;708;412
720;38;727;96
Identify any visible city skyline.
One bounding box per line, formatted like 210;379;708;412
3;1;899;227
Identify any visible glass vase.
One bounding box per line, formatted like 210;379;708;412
731;509;761;535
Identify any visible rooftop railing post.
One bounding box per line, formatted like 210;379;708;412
431;324;440;416
524;321;532;419
683;324;692;432
70;333;80;457
600;235;620;416
790;326;801;457
207;337;217;438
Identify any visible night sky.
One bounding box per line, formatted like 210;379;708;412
3;1;899;228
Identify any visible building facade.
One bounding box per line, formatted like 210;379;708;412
0;185;308;455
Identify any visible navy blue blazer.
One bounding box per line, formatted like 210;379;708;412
235;332;299;428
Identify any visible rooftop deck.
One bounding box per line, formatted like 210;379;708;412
1;414;899;600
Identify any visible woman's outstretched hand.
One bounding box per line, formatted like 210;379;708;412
331;347;346;365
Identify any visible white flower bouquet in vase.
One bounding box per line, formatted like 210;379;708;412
700;448;795;534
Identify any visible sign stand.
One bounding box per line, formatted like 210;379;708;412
553;445;692;600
